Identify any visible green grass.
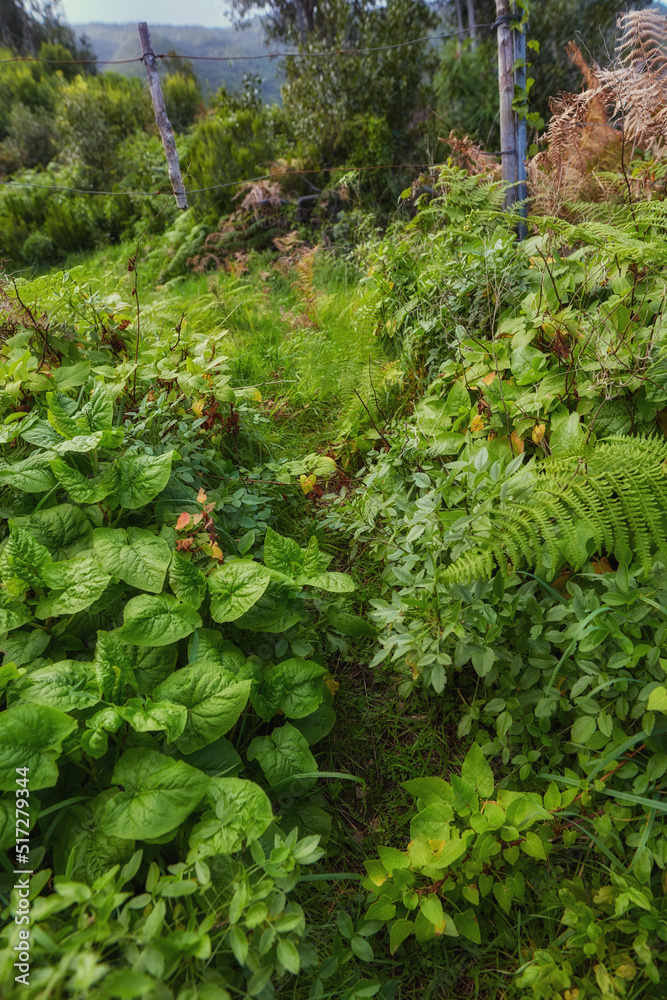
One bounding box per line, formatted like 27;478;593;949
25;236;523;999
48;236;387;461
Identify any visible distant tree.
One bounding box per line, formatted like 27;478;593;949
0;0;95;67
230;0;438;168
228;0;381;47
434;0;652;145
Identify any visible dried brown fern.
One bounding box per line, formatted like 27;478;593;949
442;130;502;179
530;11;667;217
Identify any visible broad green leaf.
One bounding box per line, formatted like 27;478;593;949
263;527;304;575
93;629;136;701
521;831;548;861
53;793;133;885
102;970;155;998
20;416;63;448
377;846;410;873
208;560;272;623
117;699;187;743
277;939;300;975
550;411;584;455
52;361;91;391
247;722;317;793
292;702;336;745
0;703;77;790
76;386;114;432
0;795;37;851
296;570;356;593
50;459;118;504
454;908;481;944
327;609;377;637
390;919;414;954
52;432;104;454
116;451;173;510
102;749;209;839
647;686;667;714
571;715;597;745
350;936;374;962
0;603;32;632
402;777;452;805
10;504;93;560
227;925;248;965
234;579;301;632
414;397;451;436
301;536;320;577
46;391;78;438
155;663;252;753
19;660;100;712
409;802;454;840
420;894;444;928
169;552;206;609
187;630;247;672
510;345;546;386
0;526;52;588
117;593;202;646
445;379;471;415
461;742;495;799
188;777;273;858
264;658;326;719
134;643;178;695
94;527;171;593
177;736;243;778
36;556;111;618
0;453;57;493
0;663;20;695
430;431;466;456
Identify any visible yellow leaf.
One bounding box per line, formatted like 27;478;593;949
192;399;205;418
300;474;316;494
252;389;262;402
481;371;496;385
209;543;223;561
325;677;339;696
510;430;524;454
197;488;208;504
532;423;546;445
470;415;484;432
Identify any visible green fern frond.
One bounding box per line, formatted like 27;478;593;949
441;436;667;585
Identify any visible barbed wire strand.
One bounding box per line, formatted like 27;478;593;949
0;24;494;66
0;162;441;198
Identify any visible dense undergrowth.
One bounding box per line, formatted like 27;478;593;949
2;159;667;1000
3;6;667;999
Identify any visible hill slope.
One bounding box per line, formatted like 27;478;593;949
75;20;285;102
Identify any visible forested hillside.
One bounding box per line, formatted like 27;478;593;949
1;2;667;999
74;21;285;100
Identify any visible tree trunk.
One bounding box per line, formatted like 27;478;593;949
454;0;465;43
137;22;187;210
466;0;478;49
495;0;516;207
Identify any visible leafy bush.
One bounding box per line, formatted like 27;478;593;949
164;71;204;133
0;268;361;998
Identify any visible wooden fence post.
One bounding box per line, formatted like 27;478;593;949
137;22;187;210
513;19;528;239
495;0;517;210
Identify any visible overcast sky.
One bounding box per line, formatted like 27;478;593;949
59;0;667;30
60;0;234;27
